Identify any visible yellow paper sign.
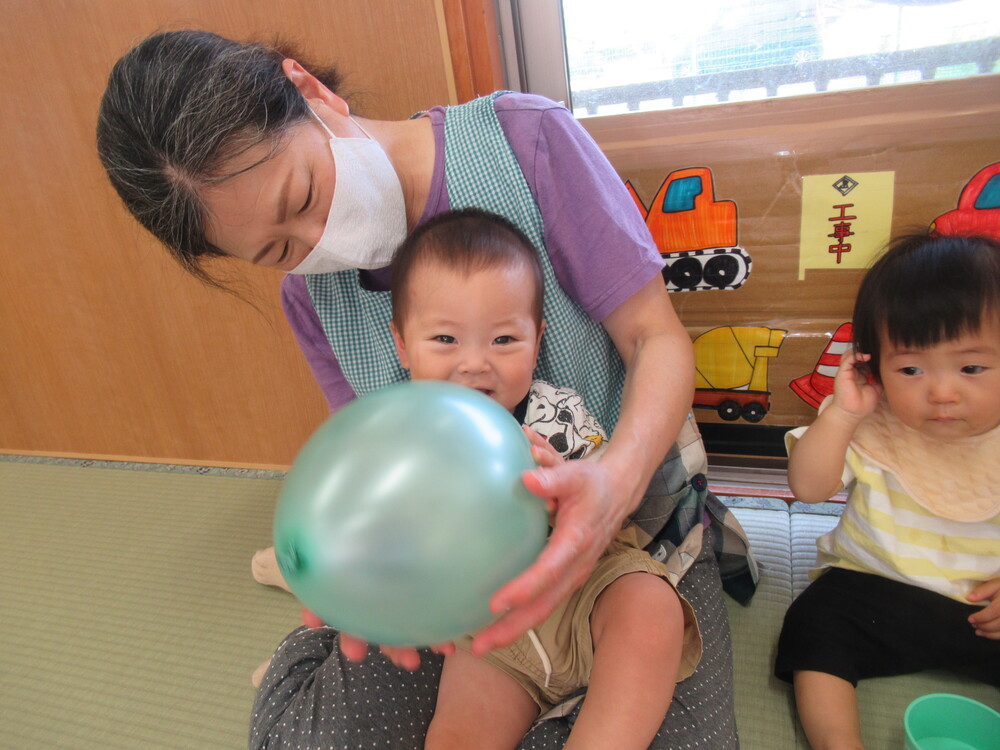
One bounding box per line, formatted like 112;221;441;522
798;172;895;280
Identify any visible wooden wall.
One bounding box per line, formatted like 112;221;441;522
2;1;996;466
0;0;488;467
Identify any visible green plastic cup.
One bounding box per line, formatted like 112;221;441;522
904;693;1000;750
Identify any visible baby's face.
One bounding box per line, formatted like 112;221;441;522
393;260;542;413
879;317;1000;439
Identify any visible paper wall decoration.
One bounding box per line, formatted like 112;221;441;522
798;172;894;280
693;326;787;423
930;161;1000;243
627;168;752;292
789;322;853;409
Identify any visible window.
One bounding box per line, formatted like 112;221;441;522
497;0;1000;117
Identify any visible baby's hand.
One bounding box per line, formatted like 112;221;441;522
523;425;564;468
967;578;1000;639
522;426;565;516
830;350;882;419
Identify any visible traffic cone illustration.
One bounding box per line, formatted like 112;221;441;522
789;322;853;409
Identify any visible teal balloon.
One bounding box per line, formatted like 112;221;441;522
273;380;547;646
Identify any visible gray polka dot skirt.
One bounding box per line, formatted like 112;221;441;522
249;524;739;749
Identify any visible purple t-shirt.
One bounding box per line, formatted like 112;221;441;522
281;92;664;412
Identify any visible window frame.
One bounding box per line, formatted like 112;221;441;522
495;0;1000;169
495;0;571;106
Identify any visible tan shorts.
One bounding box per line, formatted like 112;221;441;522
457;530;702;711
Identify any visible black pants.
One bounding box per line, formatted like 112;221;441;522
775;567;1000;687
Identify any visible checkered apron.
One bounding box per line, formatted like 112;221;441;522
303;93;758;601
305;92;625;431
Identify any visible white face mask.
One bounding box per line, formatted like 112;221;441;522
287;108;407;275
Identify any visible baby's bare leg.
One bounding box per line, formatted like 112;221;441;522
252;547;290;591
566;572;683;750
426;648;538;750
793;670;864;750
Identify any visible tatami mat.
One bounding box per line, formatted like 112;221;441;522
725;504;1000;750
0;460;300;750
788;512;839;597
725;507;805;749
3;460;996;749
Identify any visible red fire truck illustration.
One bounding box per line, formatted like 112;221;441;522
930;161;1000;242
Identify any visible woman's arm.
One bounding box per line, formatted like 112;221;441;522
599;276;694;513
280;275;356;413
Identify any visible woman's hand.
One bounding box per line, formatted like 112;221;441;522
468;426;599;654
469;456;623;655
328;629;455;669
304;607;455;668
301;611;372;661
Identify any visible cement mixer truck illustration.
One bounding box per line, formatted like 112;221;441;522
692;326;787;422
627;167;753;293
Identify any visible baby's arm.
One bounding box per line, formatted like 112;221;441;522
787;351;882;503
967;577;1000;639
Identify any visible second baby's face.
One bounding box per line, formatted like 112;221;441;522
392;259;543;413
879;316;1000;440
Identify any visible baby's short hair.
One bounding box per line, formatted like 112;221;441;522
390;208;544;329
852;232;1000;380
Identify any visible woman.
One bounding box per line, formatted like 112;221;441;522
97;30;750;748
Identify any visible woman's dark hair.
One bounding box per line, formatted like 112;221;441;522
96;30;345;285
853;232;1000;380
390;208;545;329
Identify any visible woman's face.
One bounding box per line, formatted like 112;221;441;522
200;113;341;271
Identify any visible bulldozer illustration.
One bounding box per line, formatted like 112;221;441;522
692;326;787;423
627;167;753;293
